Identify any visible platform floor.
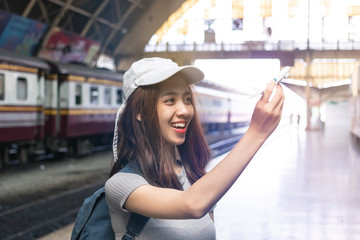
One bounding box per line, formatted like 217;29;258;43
210;102;360;240
40;102;360;240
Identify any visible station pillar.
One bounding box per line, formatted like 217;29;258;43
305;51;313;130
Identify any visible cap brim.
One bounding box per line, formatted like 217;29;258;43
137;65;204;87
177;66;205;84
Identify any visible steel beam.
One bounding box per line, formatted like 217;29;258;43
2;0;10;11
22;0;37;17
36;0;50;24
80;0;110;36
49;0;74;29
99;0;142;55
48;0;116;29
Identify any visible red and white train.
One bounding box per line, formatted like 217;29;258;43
0;50;253;168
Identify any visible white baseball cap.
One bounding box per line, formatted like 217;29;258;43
113;57;205;162
122;57;204;102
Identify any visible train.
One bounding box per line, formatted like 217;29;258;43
0;50;253;168
351;95;360;141
193;81;254;132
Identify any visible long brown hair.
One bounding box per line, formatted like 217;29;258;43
109;77;211;190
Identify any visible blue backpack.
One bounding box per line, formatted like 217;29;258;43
71;165;149;240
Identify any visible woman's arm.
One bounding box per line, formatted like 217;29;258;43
124;80;285;219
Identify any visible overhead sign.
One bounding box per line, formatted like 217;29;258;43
38;27;100;64
0;10;48;55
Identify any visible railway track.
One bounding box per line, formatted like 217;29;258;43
0;132;244;240
209;134;243;157
0;181;104;240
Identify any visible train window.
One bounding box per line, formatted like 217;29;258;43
0;74;4;100
90;86;99;105
213;99;220;107
17;77;27;100
117;89;123;104
104;87;111;105
75;84;82;105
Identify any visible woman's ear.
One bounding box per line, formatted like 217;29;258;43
136;114;141;122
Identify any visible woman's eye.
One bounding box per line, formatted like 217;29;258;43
165;98;175;103
185;97;192;104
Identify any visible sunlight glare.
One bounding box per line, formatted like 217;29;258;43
194;58;280;95
194;58;307;126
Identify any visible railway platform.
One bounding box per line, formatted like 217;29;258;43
1;102;359;240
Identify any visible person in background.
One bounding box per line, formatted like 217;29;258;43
105;57;284;239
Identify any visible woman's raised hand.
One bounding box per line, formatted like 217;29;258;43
247;79;285;140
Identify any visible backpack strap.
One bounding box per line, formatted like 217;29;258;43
120;162;150;239
121;213;150;240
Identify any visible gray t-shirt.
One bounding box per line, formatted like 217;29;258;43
105;165;216;240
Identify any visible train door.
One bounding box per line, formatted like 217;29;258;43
44;72;70;153
44;74;59;151
0;73;4;101
55;74;67;137
35;70;45;143
0;71;6;168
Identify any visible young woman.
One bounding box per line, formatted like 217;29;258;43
105;57;285;239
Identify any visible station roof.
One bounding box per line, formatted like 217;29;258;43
0;0;356;100
0;0;185;60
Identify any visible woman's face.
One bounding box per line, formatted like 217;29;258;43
156;75;194;147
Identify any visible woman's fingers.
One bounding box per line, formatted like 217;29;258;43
262;80;284;106
248;80;285;138
261;79;277;102
272;84;285;111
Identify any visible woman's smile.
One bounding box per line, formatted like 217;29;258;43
171;121;187;134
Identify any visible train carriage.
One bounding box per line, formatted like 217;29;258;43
45;62;123;155
0;50;49;166
194;81;254;132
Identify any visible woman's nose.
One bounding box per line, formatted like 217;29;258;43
176;101;190;116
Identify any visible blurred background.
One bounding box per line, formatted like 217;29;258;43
0;0;359;239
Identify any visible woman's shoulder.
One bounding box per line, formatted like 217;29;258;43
105;162;149;210
105;170;147;197
106;162;147;191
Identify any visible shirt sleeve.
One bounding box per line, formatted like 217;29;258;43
105;172;149;212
